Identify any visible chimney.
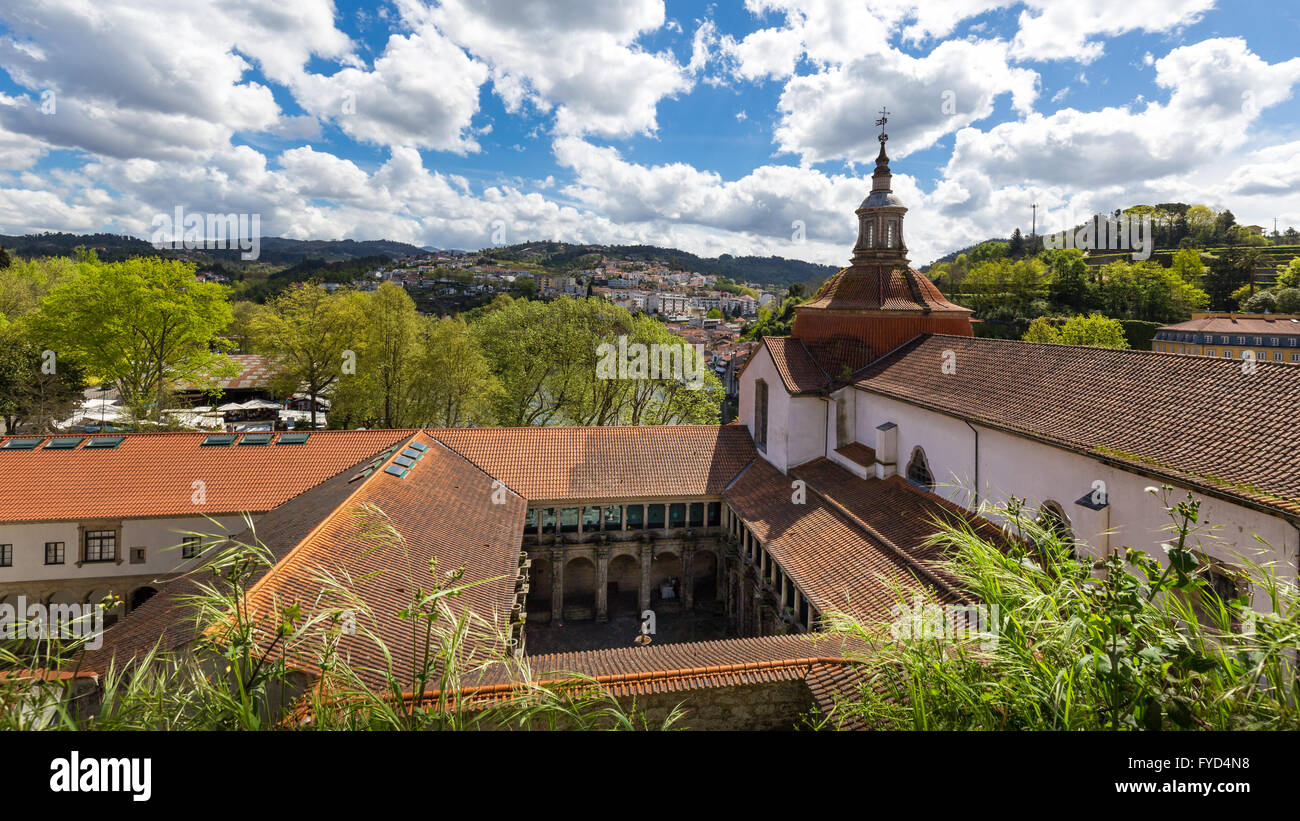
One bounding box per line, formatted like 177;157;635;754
874;422;898;479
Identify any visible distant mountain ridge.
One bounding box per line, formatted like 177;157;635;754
0;232;428;265
486;241;839;289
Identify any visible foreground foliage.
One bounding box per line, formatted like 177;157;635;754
830;488;1299;730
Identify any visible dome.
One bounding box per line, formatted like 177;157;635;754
859;190;904;209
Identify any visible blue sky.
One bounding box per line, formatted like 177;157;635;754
1;1;1298;265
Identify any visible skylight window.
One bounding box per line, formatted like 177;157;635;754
1;437;42;450
383;464;408;478
392;456;415;469
239;433;273;445
85;436;125;449
44;437;85;450
201;434;237;446
407;441;428;452
278;433;310;445
399;448;423;460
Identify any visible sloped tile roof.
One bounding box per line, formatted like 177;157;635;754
428;424;755;502
724;457;966;624
237;432;527;690
88;432;526;691
853;334;1300;516
799;263;971;313
82;445;403;669
0;430;417;523
176;353;280;391
762;337;830;394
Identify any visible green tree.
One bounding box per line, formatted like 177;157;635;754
253;285;362;428
1021;316;1061;343
0;322;86;432
1056;313;1130;348
1274;257;1300;289
414;316;502;427
1169;248;1205;286
32;257;235;420
1274;288;1300;314
1204;248;1261;310
1008;228;1025;259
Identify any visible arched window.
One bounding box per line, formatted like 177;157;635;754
905;446;933;491
865;222;874;248
886;223;896;248
1037;501;1072;541
754;379;769;451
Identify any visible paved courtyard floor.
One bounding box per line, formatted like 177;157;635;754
523;598;731;655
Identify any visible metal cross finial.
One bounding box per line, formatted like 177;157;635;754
875;107;890;142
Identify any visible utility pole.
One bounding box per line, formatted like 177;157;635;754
1031;203;1038;236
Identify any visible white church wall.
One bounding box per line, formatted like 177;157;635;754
738;346;829;472
851;388;1298;599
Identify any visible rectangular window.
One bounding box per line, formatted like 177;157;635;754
130;547;146;564
707;502;721;527
45;541;65;565
1290;338;1297;347
1205;349;1215;356
1275;352;1283;361
647;504;666;529
755;380;769;451
1223;350;1232;358
182;536;202;559
1270;337;1279;346
603;505;622;529
688;502;705;527
582;506;601;531
524;508;538;533
1292;353;1299;362
0;544;11;567
668;503;686;528
625;504;644;530
84;530;116;563
1237;336;1245;344
540;508;557;534
560;507;579;533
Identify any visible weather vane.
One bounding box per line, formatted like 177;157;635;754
875;107;890;143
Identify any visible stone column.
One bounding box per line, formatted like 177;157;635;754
752;581;764;637
550;543;565;626
594;543;610;623
682;543;696;611
638;538;653;613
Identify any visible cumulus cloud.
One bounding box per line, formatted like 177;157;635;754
403;0;691;138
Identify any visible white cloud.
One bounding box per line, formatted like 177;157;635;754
404;0;691;138
1009;0;1215;63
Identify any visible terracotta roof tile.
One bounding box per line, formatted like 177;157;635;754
724;458;965;623
762;337;829;394
853;334;1300;516
0;429;416;522
428;425;755;502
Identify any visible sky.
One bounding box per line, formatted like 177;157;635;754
0;0;1298;266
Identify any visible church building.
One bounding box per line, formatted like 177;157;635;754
3;124;1297;729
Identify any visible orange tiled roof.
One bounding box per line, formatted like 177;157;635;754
725;457;966;624
88;433;527;687
428;425;755;502
239;432;527;689
1158;315;1300;337
408;634;870;724
0;430;417;523
799;263;971;314
176;353;280;391
762;337;830;394
853;334;1300;516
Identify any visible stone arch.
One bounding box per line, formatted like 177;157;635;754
905;445;933;491
129;586;158;611
85;587;124;628
607;554;640;614
1037;500;1074;555
563;556;596;604
528;556;552;611
649;550;682;604
693;548;719;601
